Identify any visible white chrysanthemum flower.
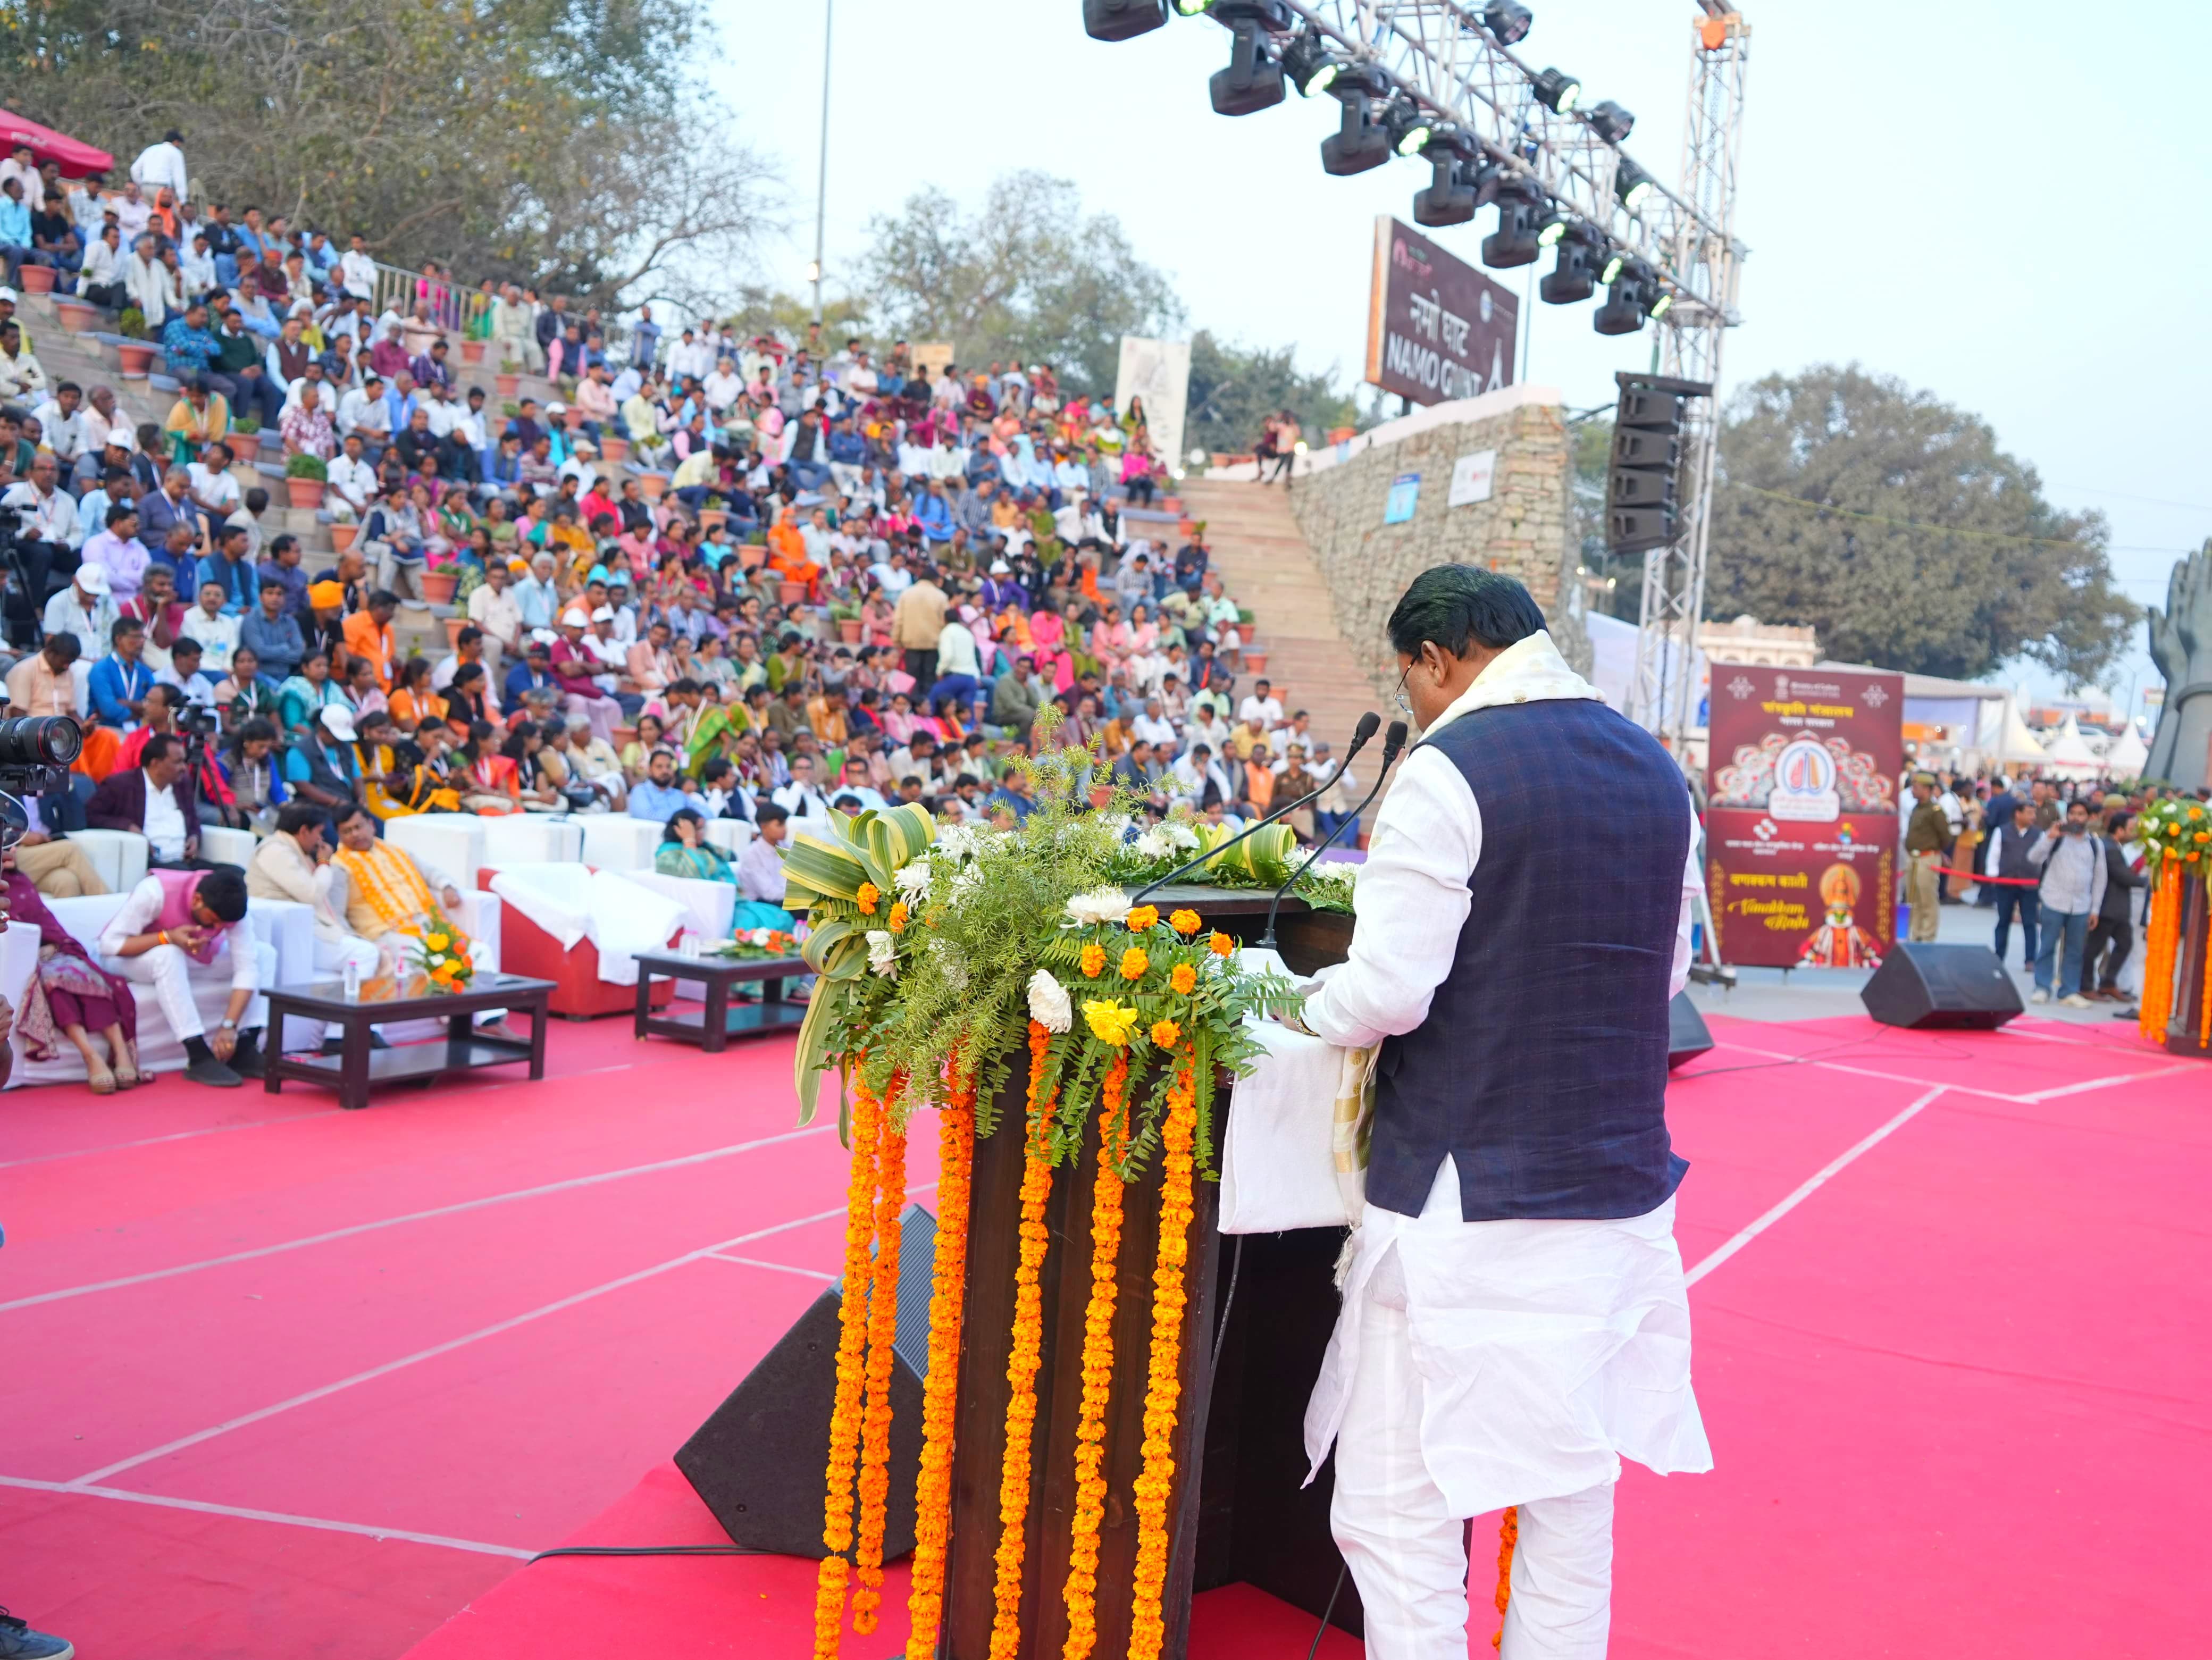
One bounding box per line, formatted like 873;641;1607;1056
1063;885;1132;928
1163;821;1202;851
892;858;933;900
951;863;984;898
1133;826;1174;861
866;929;898;977
1026;969;1073;1034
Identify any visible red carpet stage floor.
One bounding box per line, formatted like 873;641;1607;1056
1;1011;2203;1658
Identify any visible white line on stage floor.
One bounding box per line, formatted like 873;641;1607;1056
0;1109;351;1172
73;1187;934;1487
1684;1086;1948;1288
706;1253;838;1281
0;1121;836;1315
0;1473;534;1559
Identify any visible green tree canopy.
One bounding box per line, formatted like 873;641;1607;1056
1182;331;1361;460
854;171;1183;398
1708;364;2135;684
5;0;775;311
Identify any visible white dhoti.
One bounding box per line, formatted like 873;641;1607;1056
106;938;274;1041
1309;1162;1711;1660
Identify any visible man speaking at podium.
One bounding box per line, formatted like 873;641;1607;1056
1294;566;1711;1659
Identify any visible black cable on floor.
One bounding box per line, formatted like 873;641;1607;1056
1211;1233;1246;1376
528;1544;768;1562
1304;1562;1348;1660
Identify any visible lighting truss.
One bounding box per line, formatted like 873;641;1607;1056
1263;0;1740;330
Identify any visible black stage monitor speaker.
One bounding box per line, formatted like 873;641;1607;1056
1667;991;1714;1070
676;1203;936;1557
1861;943;2023;1031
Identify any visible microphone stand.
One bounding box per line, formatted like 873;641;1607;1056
1130;713;1380;905
1256;722;1407;951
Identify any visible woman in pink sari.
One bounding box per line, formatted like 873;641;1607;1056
881;692;918;748
1028;606;1075;693
1091;602;1134;667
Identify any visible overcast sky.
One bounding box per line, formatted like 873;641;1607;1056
712;0;2211;716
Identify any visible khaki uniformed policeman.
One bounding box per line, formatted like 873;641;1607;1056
1903;771;1948;942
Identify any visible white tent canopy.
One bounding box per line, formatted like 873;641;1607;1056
2105;725;2150;777
2041;715;2102;779
1978;694;2049;766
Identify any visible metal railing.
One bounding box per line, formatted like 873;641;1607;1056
358;256;642;371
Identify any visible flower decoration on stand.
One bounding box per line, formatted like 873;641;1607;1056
398;909;473;992
714;926;799;961
2133;800;2211;1045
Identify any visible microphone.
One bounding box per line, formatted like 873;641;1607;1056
1131;711;1381;904
1258;719;1408;950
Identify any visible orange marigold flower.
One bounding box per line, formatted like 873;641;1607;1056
1150;1018;1181;1049
857;881;881;915
1208;931;1234;957
1125;903;1160;933
889;901;909;933
1168;908;1202;936
1080;942;1107;978
1170;962;1198;996
1119;946;1150;981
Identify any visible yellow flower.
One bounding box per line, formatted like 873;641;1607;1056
856;882;881;915
1082;999;1141;1047
426;932;449;952
888;901;909;933
1150;1018;1182;1049
1119;946;1150;982
1208;931;1234;958
1169;962;1197;996
1125;904;1160;933
1168;908;1202;936
1080;942;1106;978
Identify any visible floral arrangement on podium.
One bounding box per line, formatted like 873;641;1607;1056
397;909;473;992
783;730;1300;1660
711;926;800;961
2135;797;2210;1045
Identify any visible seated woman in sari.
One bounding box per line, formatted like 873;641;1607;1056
4;857;140;1093
659;807;794;934
681;696;742;779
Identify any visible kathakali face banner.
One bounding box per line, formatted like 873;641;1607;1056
1704;665;1906;969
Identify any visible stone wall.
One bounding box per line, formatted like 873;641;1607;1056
1280;387;1586;693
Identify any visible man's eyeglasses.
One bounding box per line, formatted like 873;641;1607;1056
1393;668;1413;719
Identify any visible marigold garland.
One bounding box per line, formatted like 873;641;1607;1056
904;1075;977;1660
2200;896;2212;1045
1126;1045;1199;1660
1491;1506;1519;1649
990;1022;1060;1660
1060;1052;1130;1660
812;1070;883;1660
2140;863;2184;1043
852;1083;909;1633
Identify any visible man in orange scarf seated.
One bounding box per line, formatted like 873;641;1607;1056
764;506;822;600
326;801;470;955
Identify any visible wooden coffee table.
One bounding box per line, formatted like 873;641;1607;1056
263;971;555;1111
632;950;809;1052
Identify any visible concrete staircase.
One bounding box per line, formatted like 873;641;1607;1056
1179;477;1389;769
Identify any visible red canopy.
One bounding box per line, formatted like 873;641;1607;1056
0;110;114;179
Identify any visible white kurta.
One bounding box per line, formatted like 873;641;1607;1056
1301;632;1713;1516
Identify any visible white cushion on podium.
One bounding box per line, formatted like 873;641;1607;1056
200;825;256;870
621;868;735;945
1219;1018;1362;1235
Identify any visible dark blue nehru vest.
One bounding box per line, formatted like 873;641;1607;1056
1368;697;1692;1222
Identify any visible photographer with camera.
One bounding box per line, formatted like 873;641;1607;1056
2;450;82;645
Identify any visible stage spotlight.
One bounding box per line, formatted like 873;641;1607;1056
1595;257;1658;334
1210;20;1286;115
1536;207;1571;248
1413;149;1483;226
1084;0;1168;39
1283;31;1342;97
1482;2;1533;45
1321;97;1392;174
1481;174;1546;268
1533;66;1581;113
1586;100;1635;144
1172;0;1212;14
1384;96;1435;157
1614;156;1655;212
1538;224;1605;305
1649;288;1675;319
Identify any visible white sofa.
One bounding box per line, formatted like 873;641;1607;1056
579;815;664;872
200;825;257;869
63;829;149;894
703;819;756;860
2;894;317;1086
487;863;685;988
386;812;488;885
482;815;583;866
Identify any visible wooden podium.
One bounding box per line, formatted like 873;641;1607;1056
938;888;1361;1659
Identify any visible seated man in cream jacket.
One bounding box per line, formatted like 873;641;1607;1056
245;802;380;978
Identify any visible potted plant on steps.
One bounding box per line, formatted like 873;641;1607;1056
495;360;521;396
420;550;461;605
600;434;629;462
329;521;358;554
829;601;864;644
116;330;156;376
55;296;99;332
460;339;487;364
284;452;328;509
227;415;262;464
16;264;55;296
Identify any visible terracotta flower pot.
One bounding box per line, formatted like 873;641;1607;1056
227;430;261;464
329;523;358;554
777;580;806;606
421;569;460;605
639;473;667;499
55;299;99;333
739;544;766;571
443;616;467;648
461;340;487;364
16;264;56;295
1161;494;1183;515
600;436;629;463
697;508;727;532
495;372;520;395
612;726;638;751
837;618;864;644
285;476;325;509
562;408;582;431
116;342;155;376
1242;651;1269;676
1177;518;1197;538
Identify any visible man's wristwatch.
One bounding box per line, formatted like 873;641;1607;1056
217;1019;238;1031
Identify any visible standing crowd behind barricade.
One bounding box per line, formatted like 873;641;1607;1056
0;131;1363;921
1892;766;2192;1012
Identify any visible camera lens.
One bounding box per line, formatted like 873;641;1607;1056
0;715;83;767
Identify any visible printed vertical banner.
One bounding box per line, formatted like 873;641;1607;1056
1704;665;1906;968
1384;473;1422;525
1114;337;1192;475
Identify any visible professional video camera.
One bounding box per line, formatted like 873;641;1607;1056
0;714;83;851
176;705;222;739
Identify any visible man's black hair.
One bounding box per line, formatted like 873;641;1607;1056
755;802;789;827
197;866;248;923
44;631;81;664
141;733;180;764
332;801;375;831
276;801;325;836
1386;565;1546;660
111;616;144;644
